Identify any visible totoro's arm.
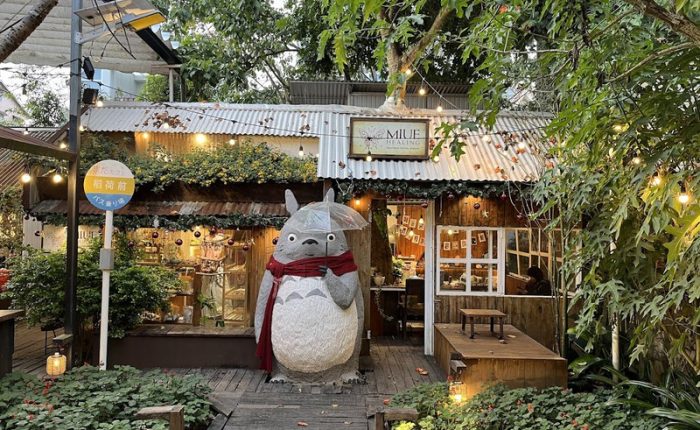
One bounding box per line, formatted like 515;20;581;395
255;269;274;342
323;269;359;310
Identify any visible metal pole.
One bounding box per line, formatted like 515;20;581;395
66;0;82;369
98;210;113;370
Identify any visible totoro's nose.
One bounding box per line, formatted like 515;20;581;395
302;238;319;245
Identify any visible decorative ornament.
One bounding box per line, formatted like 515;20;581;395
242;243;250;251
34;230;40;237
482;210;490;218
473;163;481;170
151;231;159;239
24;214;30;220
421;202;429;208
128;241;135;248
210;227;218;235
175;239;183;246
194;230;201;238
473;202;481;210
447;192;455;200
227;238;235;246
500;192;508;201
272;237;279;245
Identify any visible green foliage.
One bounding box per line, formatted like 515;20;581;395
5;237;175;337
80;134;318;192
137;74;181;103
0;366;212;429
389;383;663;430
23;76;67;127
338;179;513;201
0;187;24;256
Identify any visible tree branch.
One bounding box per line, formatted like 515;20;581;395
400;6;453;68
623;0;700;46
608;42;695;82
0;0;58;62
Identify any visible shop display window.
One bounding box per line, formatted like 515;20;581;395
436;227;502;295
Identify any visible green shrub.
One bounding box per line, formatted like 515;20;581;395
0;366;212;429
390;383;663;430
5;236;176;337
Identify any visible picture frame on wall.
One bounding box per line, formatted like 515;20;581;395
452;241;459;250
443;241;451;251
402;215;410;225
478;232;487;243
472;237;478;245
417;222;424;231
460;239;468;249
412;234;420;244
409;219;417;228
399;225;408;236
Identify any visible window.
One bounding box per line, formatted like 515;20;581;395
436;227;503;295
505;228;530;278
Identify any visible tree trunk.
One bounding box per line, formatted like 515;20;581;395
0;0;58;62
623;0;700;46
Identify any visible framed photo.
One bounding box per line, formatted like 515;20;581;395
478;232;486;243
443;241;451;251
412;234;420;244
402;215;410;225
452;241;459;250
472;237;478;245
417;222;424;231
460;239;468;249
409;219;417;228
399;225;408;236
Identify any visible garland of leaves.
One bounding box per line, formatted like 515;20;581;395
336;179;524;201
38;213;287;230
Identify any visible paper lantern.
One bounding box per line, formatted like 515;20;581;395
46;352;66;377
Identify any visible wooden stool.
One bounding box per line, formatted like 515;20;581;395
459;309;506;340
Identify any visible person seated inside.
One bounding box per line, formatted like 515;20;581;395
524;266;552;296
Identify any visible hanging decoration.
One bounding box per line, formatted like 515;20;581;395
337;180;519;202
37;213;289;230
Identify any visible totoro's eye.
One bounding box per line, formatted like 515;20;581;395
327;233;336;242
287;234;297;242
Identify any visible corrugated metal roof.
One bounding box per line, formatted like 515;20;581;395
81;101;552;182
0;127;61;191
31;200;288;217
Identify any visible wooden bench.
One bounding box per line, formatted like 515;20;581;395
459;308;506;340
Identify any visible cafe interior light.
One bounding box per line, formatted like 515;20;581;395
46;352;67;377
418;217;424;225
354;197;361;206
52;173;63;183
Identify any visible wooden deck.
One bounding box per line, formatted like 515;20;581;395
10;321;444;429
434;323;567;399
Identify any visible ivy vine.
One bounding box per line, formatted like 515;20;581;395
38;213;287;230
336;180;525;201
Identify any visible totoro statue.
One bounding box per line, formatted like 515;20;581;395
255;188;364;384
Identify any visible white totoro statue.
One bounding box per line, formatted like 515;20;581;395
255;188;364;384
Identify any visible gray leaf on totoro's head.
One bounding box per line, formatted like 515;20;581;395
324;188;335;203
285;189;299;215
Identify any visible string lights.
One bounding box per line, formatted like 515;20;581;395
678;184;690;204
298;144;304;157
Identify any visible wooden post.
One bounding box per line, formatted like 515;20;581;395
135;405;184;430
0;310;23;377
375;407;419;430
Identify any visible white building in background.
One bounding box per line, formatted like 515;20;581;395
85;70;148;101
0;80;27;124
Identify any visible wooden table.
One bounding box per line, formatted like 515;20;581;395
0;310;24;377
459;309;506;340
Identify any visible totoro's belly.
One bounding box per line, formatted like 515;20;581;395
271;276;357;373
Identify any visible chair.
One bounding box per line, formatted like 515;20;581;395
399;278;425;339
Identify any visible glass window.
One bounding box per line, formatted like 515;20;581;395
437;227;502;295
439;262;466;292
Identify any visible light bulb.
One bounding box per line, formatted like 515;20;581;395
418;87;426;96
365;152;373;162
162;122;170;129
632;155;641;165
354;198;361;206
20;173;31;183
447;229;453;236
52;173;63;183
418;217;424;225
404;68;412;76
228;138;236;146
408;230;414;237
22;128;29;135
195;133;207;144
651;173;662;186
79;125;85;132
96;100;104;107
678;191;690;204
141;132;150;139
59;142;67;149
517;141;527;150
432;155;440;163
436;105;443;112
298;145;304;157
452;394;463;404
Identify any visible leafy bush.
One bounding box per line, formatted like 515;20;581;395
390;383;663;430
0;366;212;429
5;236;176;337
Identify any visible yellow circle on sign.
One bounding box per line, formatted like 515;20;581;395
83;160;135;211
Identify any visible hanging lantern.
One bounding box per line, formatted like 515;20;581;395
46;352;67;377
449;381;464;404
473;202;481;210
272;237;279;245
227;238;235;246
193;230;202;238
175;239;183;246
151;231;159;239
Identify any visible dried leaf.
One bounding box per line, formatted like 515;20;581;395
297;421;309;427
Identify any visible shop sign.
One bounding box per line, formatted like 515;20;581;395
349;118;429;160
84;160;135;211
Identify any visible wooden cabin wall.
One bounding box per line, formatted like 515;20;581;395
345;196;372;354
435;195;558;350
393;205;426;260
248;227;280;327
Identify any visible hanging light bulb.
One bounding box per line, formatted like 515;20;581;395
59;142;67;149
432;154;440;163
354;197;361;206
436;105;443;112
365;151;373;162
418;217;424;225
631;155;642;165
678;184;690;204
404;68;413;76
408;230;415;237
651;172;662;186
52;172;63;183
517;141;527;150
298;145;304;157
228;138;236;146
162;122;170;129
96;99;104;107
22;128;29;135
79;125;85;132
20;172;32;184
418;87;427;96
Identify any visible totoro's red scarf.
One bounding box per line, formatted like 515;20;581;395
256;251;357;373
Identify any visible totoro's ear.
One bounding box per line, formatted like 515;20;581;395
324;188;335;203
285;189;299;215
